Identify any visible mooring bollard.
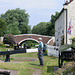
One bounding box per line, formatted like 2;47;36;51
5;49;10;62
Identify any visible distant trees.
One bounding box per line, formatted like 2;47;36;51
32;22;47;35
32;12;59;36
0;8;59;36
1;8;31;35
0;18;7;37
46;12;59;36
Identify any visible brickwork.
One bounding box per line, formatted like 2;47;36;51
14;34;53;45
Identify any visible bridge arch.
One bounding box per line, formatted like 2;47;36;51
18;38;39;45
14;34;54;45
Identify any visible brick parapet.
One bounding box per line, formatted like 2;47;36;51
14;34;53;45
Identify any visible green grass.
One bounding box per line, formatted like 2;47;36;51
0;43;13;51
0;52;58;75
0;44;58;75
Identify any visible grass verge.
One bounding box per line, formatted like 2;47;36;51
0;52;58;75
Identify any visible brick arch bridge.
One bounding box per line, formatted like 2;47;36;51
14;34;54;45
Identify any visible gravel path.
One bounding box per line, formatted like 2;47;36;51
0;60;22;63
32;68;42;75
12;57;38;61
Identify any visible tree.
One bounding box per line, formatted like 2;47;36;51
46;12;59;36
27;25;32;34
6;22;21;35
1;8;30;35
32;22;47;35
0;17;7;36
32;12;59;36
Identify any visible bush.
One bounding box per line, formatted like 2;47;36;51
3;34;16;46
0;43;6;48
72;38;75;45
55;62;75;75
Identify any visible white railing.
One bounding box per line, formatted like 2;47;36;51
46;45;59;57
26;48;38;53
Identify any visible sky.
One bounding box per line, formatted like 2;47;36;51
0;0;65;28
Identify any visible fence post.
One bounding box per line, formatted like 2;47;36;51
59;52;61;68
24;43;26;53
5;49;10;62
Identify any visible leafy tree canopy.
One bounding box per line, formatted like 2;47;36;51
32;12;59;36
46;12;59;36
32;22;47;35
0;17;7;36
1;8;30;35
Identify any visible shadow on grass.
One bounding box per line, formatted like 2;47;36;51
30;63;39;66
49;56;57;59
